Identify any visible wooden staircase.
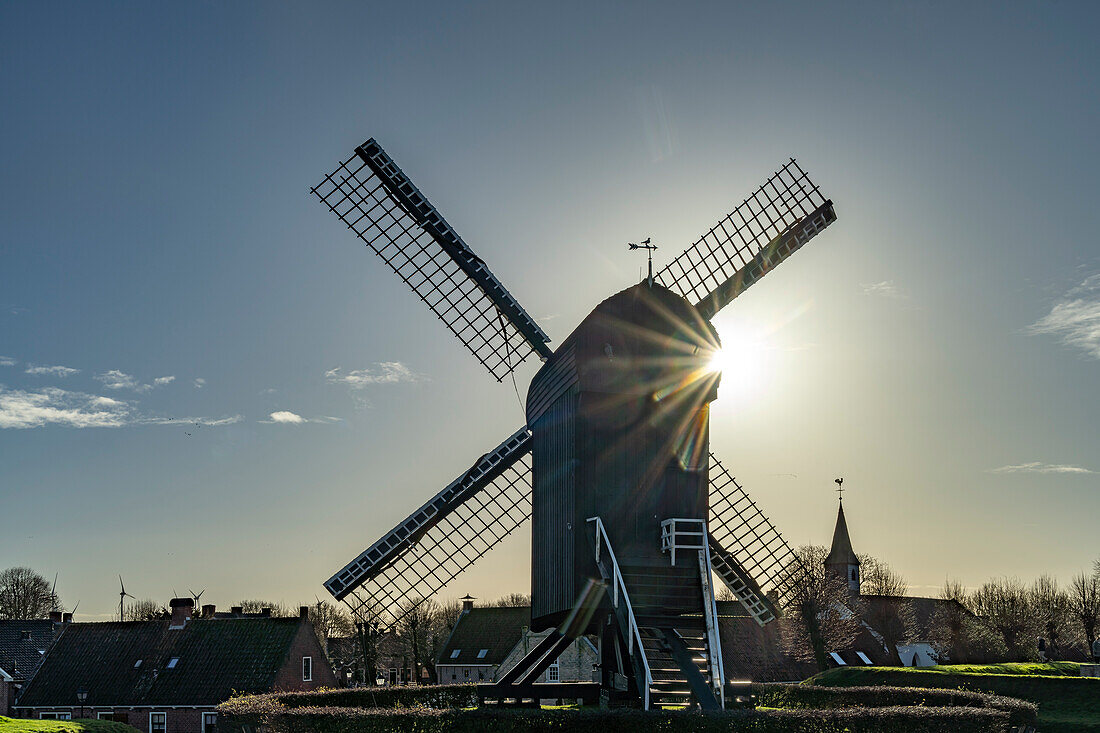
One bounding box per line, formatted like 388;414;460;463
588;517;724;710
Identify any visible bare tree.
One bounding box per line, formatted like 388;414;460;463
235;599;293;617
778;545;862;672
970;577;1035;659
855;554;913;665
309;600;354;654
396;597;444;684
1029;575;1072;660
858;554;909;596
125;598;169;621
1068;568;1100;651
0;567;63;620
490;593;532;608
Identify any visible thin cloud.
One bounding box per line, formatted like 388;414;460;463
0;356;15;367
0;386;241;430
193;377;206;388
95;370;174;393
0;387;132;429
1028;274;1100;359
25;364;80;377
861;280;907;299
325;362;425;388
987;461;1094;475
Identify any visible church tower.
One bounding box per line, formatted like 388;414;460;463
824;498;861;593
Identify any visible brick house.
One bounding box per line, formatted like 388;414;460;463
0;613;70;715
14;599;335;732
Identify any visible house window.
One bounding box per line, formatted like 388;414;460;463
41;713;72;720
476;649;488;659
98;713;115;721
302;656;313;682
150;712;167;733
202;712;218;733
167;657;179;669
856;651;873;665
463;669;469;679
450;649;461;659
451;672;456;680
134;659;143;668
828;652;846;666
548;663;559;682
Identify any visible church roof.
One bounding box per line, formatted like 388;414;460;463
824;502;860;567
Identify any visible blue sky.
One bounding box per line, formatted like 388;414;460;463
2;2;1098;618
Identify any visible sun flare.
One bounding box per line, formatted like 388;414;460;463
705;324;771;403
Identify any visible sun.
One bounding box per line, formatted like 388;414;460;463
705;323;771;403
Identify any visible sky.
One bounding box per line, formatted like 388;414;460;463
2;1;1098;620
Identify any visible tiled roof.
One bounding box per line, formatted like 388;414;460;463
436;607;530;666
860;595;969;639
17;618;303;707
0;620;57;682
715;602;816;682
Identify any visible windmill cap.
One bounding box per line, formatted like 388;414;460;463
169;597;195;608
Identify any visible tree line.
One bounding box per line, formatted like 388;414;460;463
771;547;1100;671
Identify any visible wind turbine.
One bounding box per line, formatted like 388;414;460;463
118;575;134;622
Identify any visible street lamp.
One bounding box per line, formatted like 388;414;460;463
76;688;88;719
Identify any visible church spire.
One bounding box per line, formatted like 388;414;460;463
824;485;861;593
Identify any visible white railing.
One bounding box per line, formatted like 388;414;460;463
698;528;726;707
660;517;707;566
587;516;653;710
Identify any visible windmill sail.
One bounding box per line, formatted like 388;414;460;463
312;139;552;381
324;427;533;628
707;455;807;614
656;159;836;320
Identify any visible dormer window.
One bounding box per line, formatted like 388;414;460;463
450;649;460;659
477;649;488;659
167;657;179;669
134;660;142;668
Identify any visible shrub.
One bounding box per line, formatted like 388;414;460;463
268;684;477;710
753;683;1037;728
217;702;1019;733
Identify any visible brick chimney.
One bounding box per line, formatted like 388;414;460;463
230;606;243;616
62;613;73;623
49;611;62;623
299;606;309;620
260;607;271;617
201;604;216;619
169;597;194;629
460;594;476;612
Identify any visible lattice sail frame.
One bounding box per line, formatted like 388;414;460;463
328;429;534;629
656;159;835;320
311;140;551;381
708;455;807;609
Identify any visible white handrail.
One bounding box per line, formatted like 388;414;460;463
587;516;653;710
699;523;726;707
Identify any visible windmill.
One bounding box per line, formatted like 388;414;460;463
118;575;134;622
312;139;836;707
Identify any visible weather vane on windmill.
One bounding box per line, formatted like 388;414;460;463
628;237;658;287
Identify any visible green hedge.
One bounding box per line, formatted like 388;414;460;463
216;703;1020;733
809;668;1099;732
753;683;1036;728
266;684;477;710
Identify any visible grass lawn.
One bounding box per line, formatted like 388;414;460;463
808;665;1100;732
0;717;137;733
